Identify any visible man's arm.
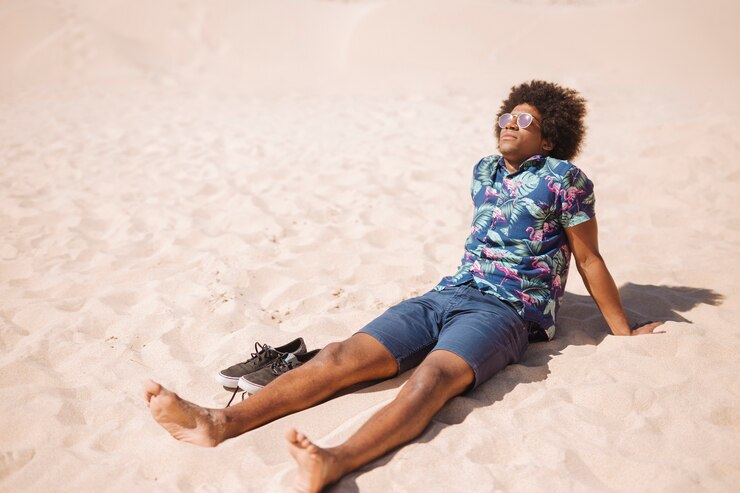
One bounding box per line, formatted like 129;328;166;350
564;217;662;336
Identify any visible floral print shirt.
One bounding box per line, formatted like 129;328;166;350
435;154;595;340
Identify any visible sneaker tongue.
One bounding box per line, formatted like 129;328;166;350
283;353;299;366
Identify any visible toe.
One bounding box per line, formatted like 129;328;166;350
144;380;162;402
286;428;299;444
144;379;162;395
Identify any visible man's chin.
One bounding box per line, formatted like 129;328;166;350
498;148;518;162
498;141;517;154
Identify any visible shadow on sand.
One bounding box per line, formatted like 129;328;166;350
332;283;723;492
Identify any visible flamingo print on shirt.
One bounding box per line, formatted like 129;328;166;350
436;154;595;340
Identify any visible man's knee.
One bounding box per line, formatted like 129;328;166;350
313;337;376;368
311;335;396;379
312;341;346;368
405;356;474;400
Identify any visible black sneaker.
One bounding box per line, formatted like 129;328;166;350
216;338;307;389
237;349;320;394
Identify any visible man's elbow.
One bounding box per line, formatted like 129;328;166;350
575;252;605;273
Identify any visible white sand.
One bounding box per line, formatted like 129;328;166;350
1;0;739;491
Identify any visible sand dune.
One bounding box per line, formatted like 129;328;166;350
1;0;739;491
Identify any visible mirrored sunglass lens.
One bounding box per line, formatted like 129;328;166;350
498;114;512;128
517;113;533;128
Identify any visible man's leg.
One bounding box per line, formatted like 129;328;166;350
144;333;397;447
286;349;474;493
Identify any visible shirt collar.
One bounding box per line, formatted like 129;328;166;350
496;154;545;173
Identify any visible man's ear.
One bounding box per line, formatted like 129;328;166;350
542;138;554;152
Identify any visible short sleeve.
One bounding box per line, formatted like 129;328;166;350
558;166;595;228
470;159;483;200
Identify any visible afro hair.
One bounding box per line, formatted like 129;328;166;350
496;80;587;162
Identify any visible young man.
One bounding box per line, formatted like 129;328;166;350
145;81;661;492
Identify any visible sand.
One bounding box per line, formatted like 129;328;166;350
1;0;739;491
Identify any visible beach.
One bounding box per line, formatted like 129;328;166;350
1;0;739;491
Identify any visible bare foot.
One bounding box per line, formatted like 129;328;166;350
144;379;224;447
286;428;343;493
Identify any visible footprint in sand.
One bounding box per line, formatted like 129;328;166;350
0;449;35;481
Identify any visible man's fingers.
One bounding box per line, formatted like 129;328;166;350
632;322;666;335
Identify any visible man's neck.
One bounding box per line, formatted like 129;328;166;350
502;158;521;174
502;154;545;174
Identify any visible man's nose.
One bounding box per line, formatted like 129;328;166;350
503;117;518;130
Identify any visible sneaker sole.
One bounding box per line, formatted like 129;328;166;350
237;378;265;394
215;372;240;389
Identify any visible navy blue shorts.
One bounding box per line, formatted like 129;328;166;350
358;284;529;390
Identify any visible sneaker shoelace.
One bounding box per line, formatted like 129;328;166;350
226;387;247;408
269;353;299;375
225;343;285;408
247;342;275;365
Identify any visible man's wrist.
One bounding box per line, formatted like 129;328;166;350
608;318;633;336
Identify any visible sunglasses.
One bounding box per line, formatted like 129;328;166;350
497;112;542;129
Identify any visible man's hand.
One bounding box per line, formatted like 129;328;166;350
564;220;666;337
631;321;665;335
